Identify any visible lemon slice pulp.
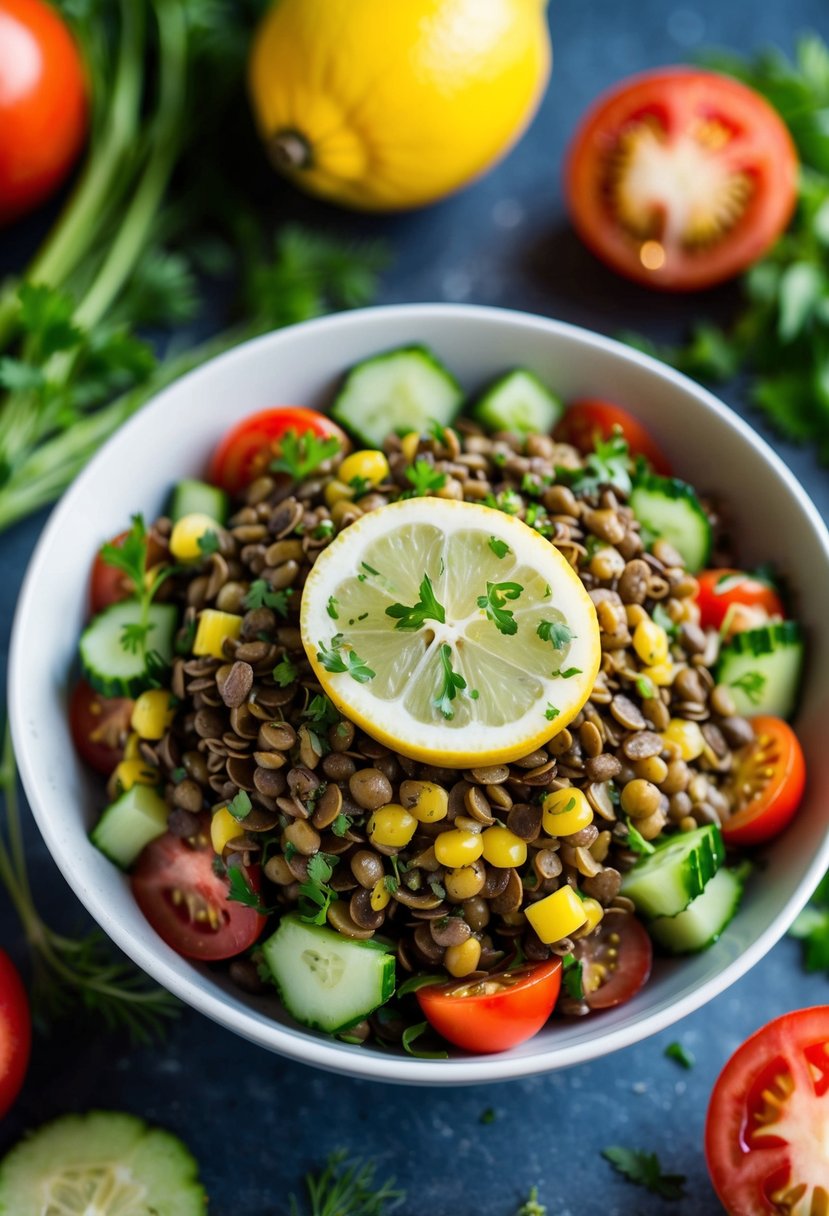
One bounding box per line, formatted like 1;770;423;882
300;498;601;767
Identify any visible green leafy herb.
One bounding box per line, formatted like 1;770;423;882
326;596;339;620
304;694;340;730
536;618;574;650
434;643;469;720
271;429;342;481
729;670;767;705
348;476;374;499
401;1020;449;1060
484;488;522;515
479;1107;496;1125
544;703;560;721
227;864;268;913
312;519;335;541
557;434;632;497
273;656;298;687
790;872;829;970
197;529;220;556
100;514;174;664
170;766;186;783
562;954;584;1000
299;852;339;925
625;819;656;856
551;667;582;679
396;974;444;998
288;1151;404;1216
403;459;447;497
386;573;446;631
635;675;656;699
244;580;292;615
427;418;448;444
514;1187;547;1216
476;581;523;635
331;813;351;837
383;874;399;895
665;1041;695;1069
652;603;679;639
317;635;375;683
601;1147;686;1200
488;535;511;559
227;790;252;821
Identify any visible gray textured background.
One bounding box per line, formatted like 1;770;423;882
2;0;829;1211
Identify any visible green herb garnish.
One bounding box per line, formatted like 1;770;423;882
562;953;584;1000
551;666;582;679
197;529;220;556
401;1021;449;1060
100;514;175;663
304;694;340;730
312;519;335;540
227;865;269;914
488;535;511;559
601;1147;686;1200
288;1151;404;1216
298;852;339;925
244;580;292;614
403;459;447;497
790;872;829;970
386;573;446;631
557;433;632;497
271;429;342;481
326;595;339;620
625;819;656;856
514;1187;547;1216
544;703;560;721
317;635;375;683
476;581;523;635
272;656;298;687
665;1041;695;1069
434;643;469;720
729;670;767;705
536;618;574;650
227;790;252;821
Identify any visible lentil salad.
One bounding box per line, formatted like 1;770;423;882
71;345;806;1054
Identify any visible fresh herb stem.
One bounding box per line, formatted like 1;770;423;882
289;1152;404;1216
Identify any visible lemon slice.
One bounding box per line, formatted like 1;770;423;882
300;498;600;767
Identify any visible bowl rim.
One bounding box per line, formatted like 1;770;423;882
10;301;829;1085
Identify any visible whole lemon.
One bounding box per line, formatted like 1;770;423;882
248;0;551;211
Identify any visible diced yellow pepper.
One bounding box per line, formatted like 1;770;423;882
338;450;390;488
367;804;418;848
525;886;588;944
400;431;421;462
434;829;484;869
169;512;220;561
541;788;593;837
480;825;527;868
110;759;159;794
633;618;670;665
662;718;705;761
581;897;604;934
131;689;176;740
211;806;245;855
192;609;242;658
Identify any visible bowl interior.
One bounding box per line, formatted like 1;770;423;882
10;304;829;1084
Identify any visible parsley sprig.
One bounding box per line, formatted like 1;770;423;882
476;581;523;635
288;1151;404;1216
602;1147;686;1200
536;618;574;650
244;580;292;615
100;514;175;662
317;635;375;683
556;434;632;497
386;573;446;631
299;852;339;925
402;459;447;497
434;643;474;719
271;429;342;481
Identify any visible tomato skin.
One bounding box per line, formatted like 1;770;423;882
578;914;653;1010
555;399;671;475
416;960;562;1053
706;1006;829;1216
69;680;134;775
89;530;167;615
0;0;88;224
565;68;798;291
208;407;347;495
722;716;805;848
696;568;784;635
0;950;30;1119
131;833;267;962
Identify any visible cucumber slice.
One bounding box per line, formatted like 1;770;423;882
716;620;803;719
331;344;463;448
90;784;168;870
0;1110;205;1215
80;600;178;698
473;369;563;436
620;824;725;920
629;473;712;572
649;866;747;954
263;914;396;1033
168;478;228;525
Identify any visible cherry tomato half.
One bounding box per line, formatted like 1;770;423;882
555;399;671;475
721;716;805;848
706;1006;829;1216
575;913;653;1010
0;0;88;224
565;68;798;291
0;950;30;1119
696;568;785;637
416;960;562;1053
131;832;267;962
69;680;133;775
208;407;347;495
89;529;168;616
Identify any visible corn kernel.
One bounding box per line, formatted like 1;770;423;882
169;512;220;561
525;886;587;944
338;450;390;489
581;897;604;934
370;878;391;912
400;431;421;462
324;478;353;508
131;689;176;741
642;661;675;687
123;732;141;761
367;804;417;848
211;806;244;854
400;780;448;823
633;618;670;665
444;862;486;901
444;936;482;978
109;759;159;796
481;825;527;868
192;609;242;658
434;829;484;869
662;718;705;761
541;788;593;837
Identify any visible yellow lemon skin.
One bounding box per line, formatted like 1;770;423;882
248;0;552;211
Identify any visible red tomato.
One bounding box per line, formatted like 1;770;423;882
0;950;30;1119
89;530;167;615
69;680;133;775
208;407;347;495
416;960;562;1053
555;399;671;474
721;716;805;847
131;833;267;962
696;568;785;636
706;1006;829;1215
565;68;798;291
576;914;653;1010
0;0;88;224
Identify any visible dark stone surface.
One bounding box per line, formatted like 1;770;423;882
2;1;828;1211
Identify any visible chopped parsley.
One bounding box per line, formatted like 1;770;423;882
488;535;511;560
664;1041;695;1069
312;518;335;540
635;674;656;699
100;514;175;662
227;790;252;821
331;813;351;837
348;475;374;499
652;602;679;639
298;851;339;925
476;581;523;635
427;418;448;444
484;488;522;515
536;618;574;650
544;703;560;721
326;595;339;620
386;573;446;631
227;865;268;913
243;579;292;614
403;459;447;497
729;670;767;705
317;634;375;683
270;429;341;480
197;528;220;556
434;643;469;720
561;953;584;1000
557;433;632;498
624;819;655;856
303;693;340;730
550;666;582;679
601;1147;686;1200
272;656;298;687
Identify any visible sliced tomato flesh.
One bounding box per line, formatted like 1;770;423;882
0;950;30;1119
208;407;347;495
722;716;805;847
576;913;653;1010
696;568;784;635
69;680;134;775
416;960;562;1053
555;399;671;475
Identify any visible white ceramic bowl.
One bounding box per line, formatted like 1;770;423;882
9;304;829;1085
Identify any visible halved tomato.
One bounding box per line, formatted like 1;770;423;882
131;833;267;961
0;950;30;1119
565;68;798;291
696;568;784;636
69;680;133;775
721;716;805;847
555;399;671;474
89;529;168;615
575;913;653;1010
706;1006;829;1216
416;960;562;1053
208;407;347;495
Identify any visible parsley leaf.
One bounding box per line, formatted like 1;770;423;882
562;953;584;1000
488;535;511;559
272;656;298;687
624;819;656;856
312;519;335;540
100;514;175;665
729;670;767;705
484;488;522;515
790;872;829;970
386;573;446;631
403;459;447;497
243;580;292;614
551;666;582;679
270;429;342;480
303;694;340;730
635;675;656;699
652;603;679;639
476;581;523;635
317;635;375;683
197;529;220;556
544;703;560;721
401;1021;449;1060
331;813;351;837
601;1147;686;1200
227;790;252;821
299;852;339;925
227;865;268;913
557;433;632;497
537;618;574;650
326;595;339;620
433;643;469;720
514;1187;547;1216
665;1041;695;1069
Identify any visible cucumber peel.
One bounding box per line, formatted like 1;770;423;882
621;824;725;920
